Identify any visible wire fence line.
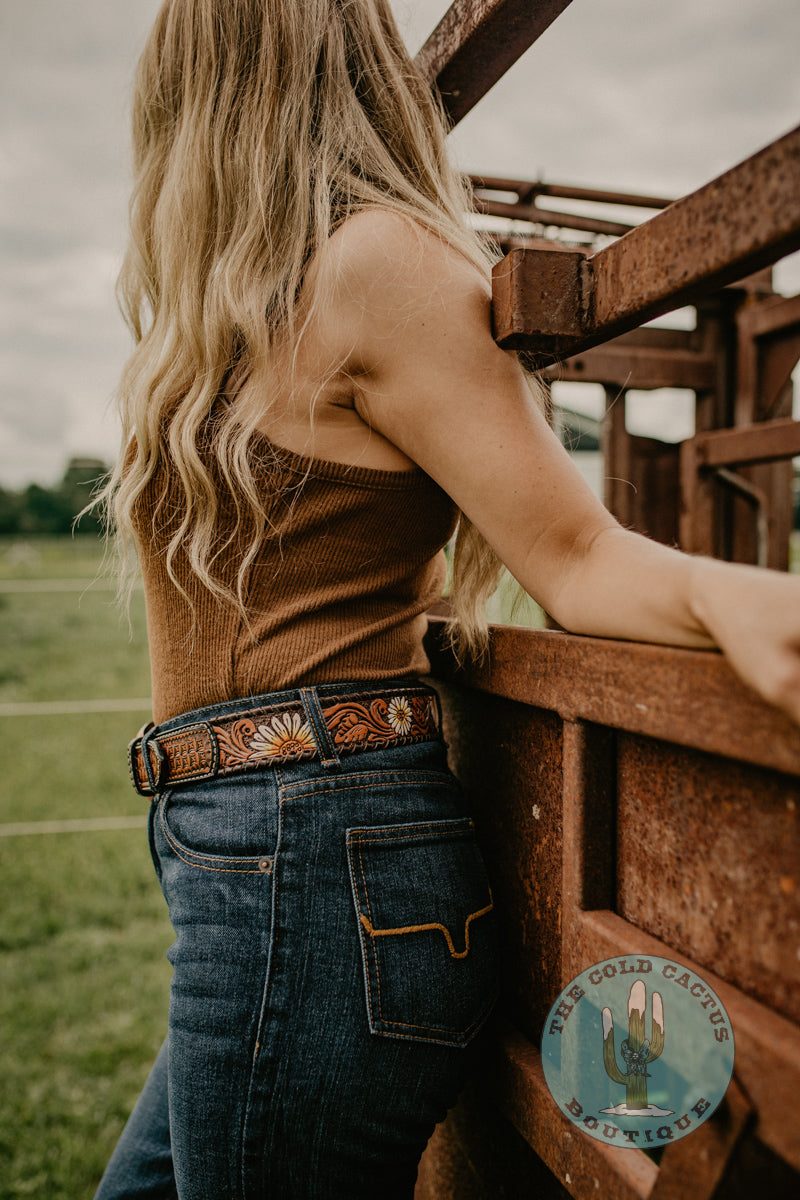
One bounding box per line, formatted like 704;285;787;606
0;699;152;717
0;579;142;593
0;815;147;838
0;562;150;830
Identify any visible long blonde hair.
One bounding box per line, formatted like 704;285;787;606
105;0;506;658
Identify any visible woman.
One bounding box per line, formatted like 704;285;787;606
95;2;800;1197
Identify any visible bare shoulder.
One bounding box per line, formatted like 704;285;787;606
305;207;494;378
317;207;490;312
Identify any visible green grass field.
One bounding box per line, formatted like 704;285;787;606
0;537;172;1200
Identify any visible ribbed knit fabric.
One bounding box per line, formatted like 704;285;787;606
136;439;459;723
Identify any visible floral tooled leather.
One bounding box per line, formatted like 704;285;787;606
324;693;438;751
214;712;316;767
129;688;440;794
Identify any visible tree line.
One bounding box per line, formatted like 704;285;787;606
0;458;107;536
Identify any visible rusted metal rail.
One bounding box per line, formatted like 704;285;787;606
691;417;800;468
416;622;800;1198
544;328;717;391
470;175;674;239
492;126;800;362
472;176;674;210
415;0;574;126
474;197;635;239
410;3;800;1196
479;154;800;568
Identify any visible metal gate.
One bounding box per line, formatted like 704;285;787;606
410;3;800;1195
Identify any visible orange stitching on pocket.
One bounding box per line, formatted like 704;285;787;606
345;817;492;1039
358;891;494;960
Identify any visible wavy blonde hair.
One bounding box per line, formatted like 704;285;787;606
103;0;509;658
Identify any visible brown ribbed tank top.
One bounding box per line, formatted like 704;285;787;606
137;439;459;723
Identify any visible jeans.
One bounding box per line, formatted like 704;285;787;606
95;681;499;1199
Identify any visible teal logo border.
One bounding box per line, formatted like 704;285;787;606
541;955;735;1149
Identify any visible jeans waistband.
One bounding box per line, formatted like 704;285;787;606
129;680;442;797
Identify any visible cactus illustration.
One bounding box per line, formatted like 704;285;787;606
602;979;665;1111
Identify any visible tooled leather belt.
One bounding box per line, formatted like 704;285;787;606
128;685;441;797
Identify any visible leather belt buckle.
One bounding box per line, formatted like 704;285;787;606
128;728;166;798
145;738;167;794
128;724;153;798
129;721;220;797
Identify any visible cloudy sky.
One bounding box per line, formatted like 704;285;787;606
1;0;798;486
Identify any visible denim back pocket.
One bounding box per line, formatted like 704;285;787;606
346;817;499;1047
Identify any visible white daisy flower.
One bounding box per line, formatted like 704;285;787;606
386;695;413;736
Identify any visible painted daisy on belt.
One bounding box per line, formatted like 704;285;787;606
386;695;414;736
249;712;315;759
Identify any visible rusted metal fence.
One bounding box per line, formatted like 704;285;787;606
410;2;800;1196
418;626;800;1198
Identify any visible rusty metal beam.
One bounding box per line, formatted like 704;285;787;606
679;440;718;557
426;619;800;777
650;1077;753;1200
739;292;800;340
486;1019;761;1197
432;633;800;1186
735;296;800;424
619;328;701;351
758;338;800;421
488;1021;659;1199
492;246;586;356
572;909;800;1173
735;294;800;425
474;194;634;237
544;338;716;390
693;417;800;468
414;0;574;126
589;126;800;333
556;724;790;1176
557;724;799;1175
493;127;800;362
472;174;674;209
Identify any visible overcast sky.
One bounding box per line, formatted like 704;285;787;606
1;0;798;486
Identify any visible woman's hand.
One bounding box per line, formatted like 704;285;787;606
688;556;800;725
546;524;800;726
308;210;800;726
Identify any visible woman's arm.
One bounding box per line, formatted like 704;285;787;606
312;211;800;723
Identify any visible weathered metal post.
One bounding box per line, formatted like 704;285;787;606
411;3;800;1196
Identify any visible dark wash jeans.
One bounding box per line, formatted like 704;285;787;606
95;681;499;1200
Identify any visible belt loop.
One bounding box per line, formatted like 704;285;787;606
140;724;166;795
300;687;341;771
